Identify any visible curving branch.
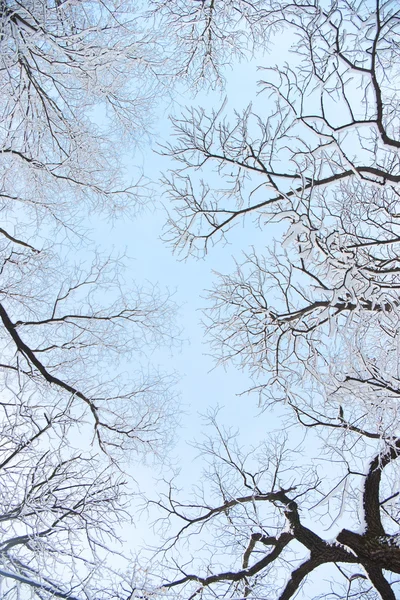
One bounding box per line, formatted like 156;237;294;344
153;423;400;600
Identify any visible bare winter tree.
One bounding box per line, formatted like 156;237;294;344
160;0;400;426
148;0;286;86
0;1;179;597
146;411;400;600
148;0;400;598
0;0;181;452
0;404;130;600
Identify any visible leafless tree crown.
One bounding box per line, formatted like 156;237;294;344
0;1;178;597
145;0;400;598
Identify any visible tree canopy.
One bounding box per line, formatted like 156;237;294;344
1;0;400;598
0;1;178;597
147;1;400;599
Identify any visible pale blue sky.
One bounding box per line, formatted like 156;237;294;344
90;52;289;452
85;33;356;596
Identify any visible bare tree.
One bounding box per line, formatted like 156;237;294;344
0;0;158;219
160;0;400;416
0;0;182;446
150;1;400;598
148;0;289;86
146;412;400;600
0;403;127;600
0;1;179;596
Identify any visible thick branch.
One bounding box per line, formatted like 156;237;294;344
364;439;400;535
278;557;323;600
0;567;81;600
164;532;293;589
363;565;396;600
0;303;101;431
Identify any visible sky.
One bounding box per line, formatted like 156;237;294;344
86;45;297;551
92;56;284;438
85;27;374;597
3;3;400;598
